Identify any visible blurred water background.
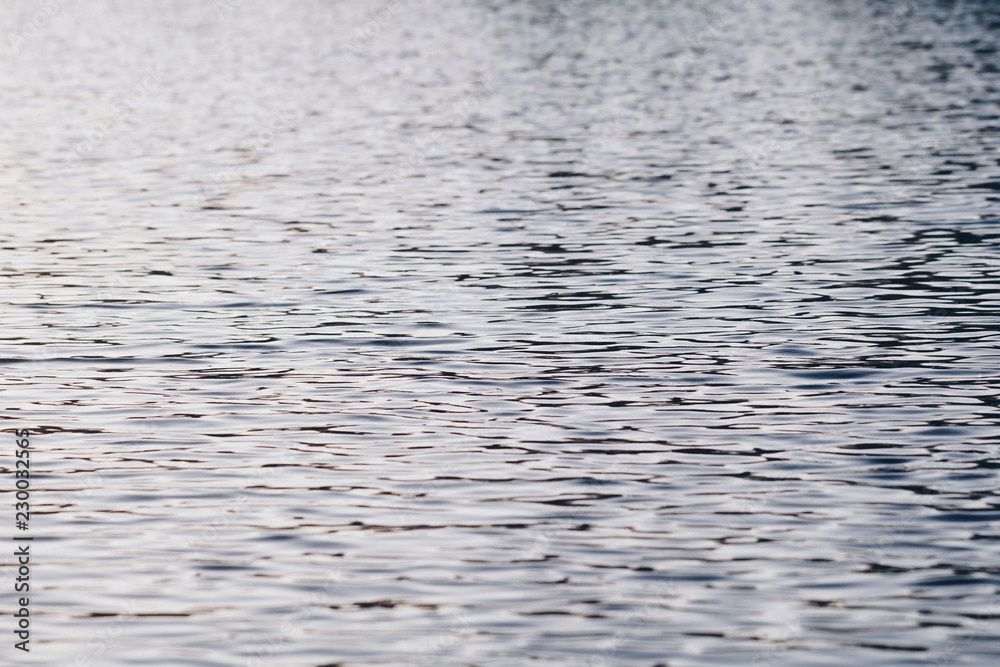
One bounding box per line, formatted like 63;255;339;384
2;0;1000;665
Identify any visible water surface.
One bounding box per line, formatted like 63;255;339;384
2;0;1000;665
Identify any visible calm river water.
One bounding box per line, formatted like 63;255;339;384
2;0;1000;665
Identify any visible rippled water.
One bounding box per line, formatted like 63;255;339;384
2;0;1000;665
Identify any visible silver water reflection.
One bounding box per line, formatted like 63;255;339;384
2;0;1000;665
